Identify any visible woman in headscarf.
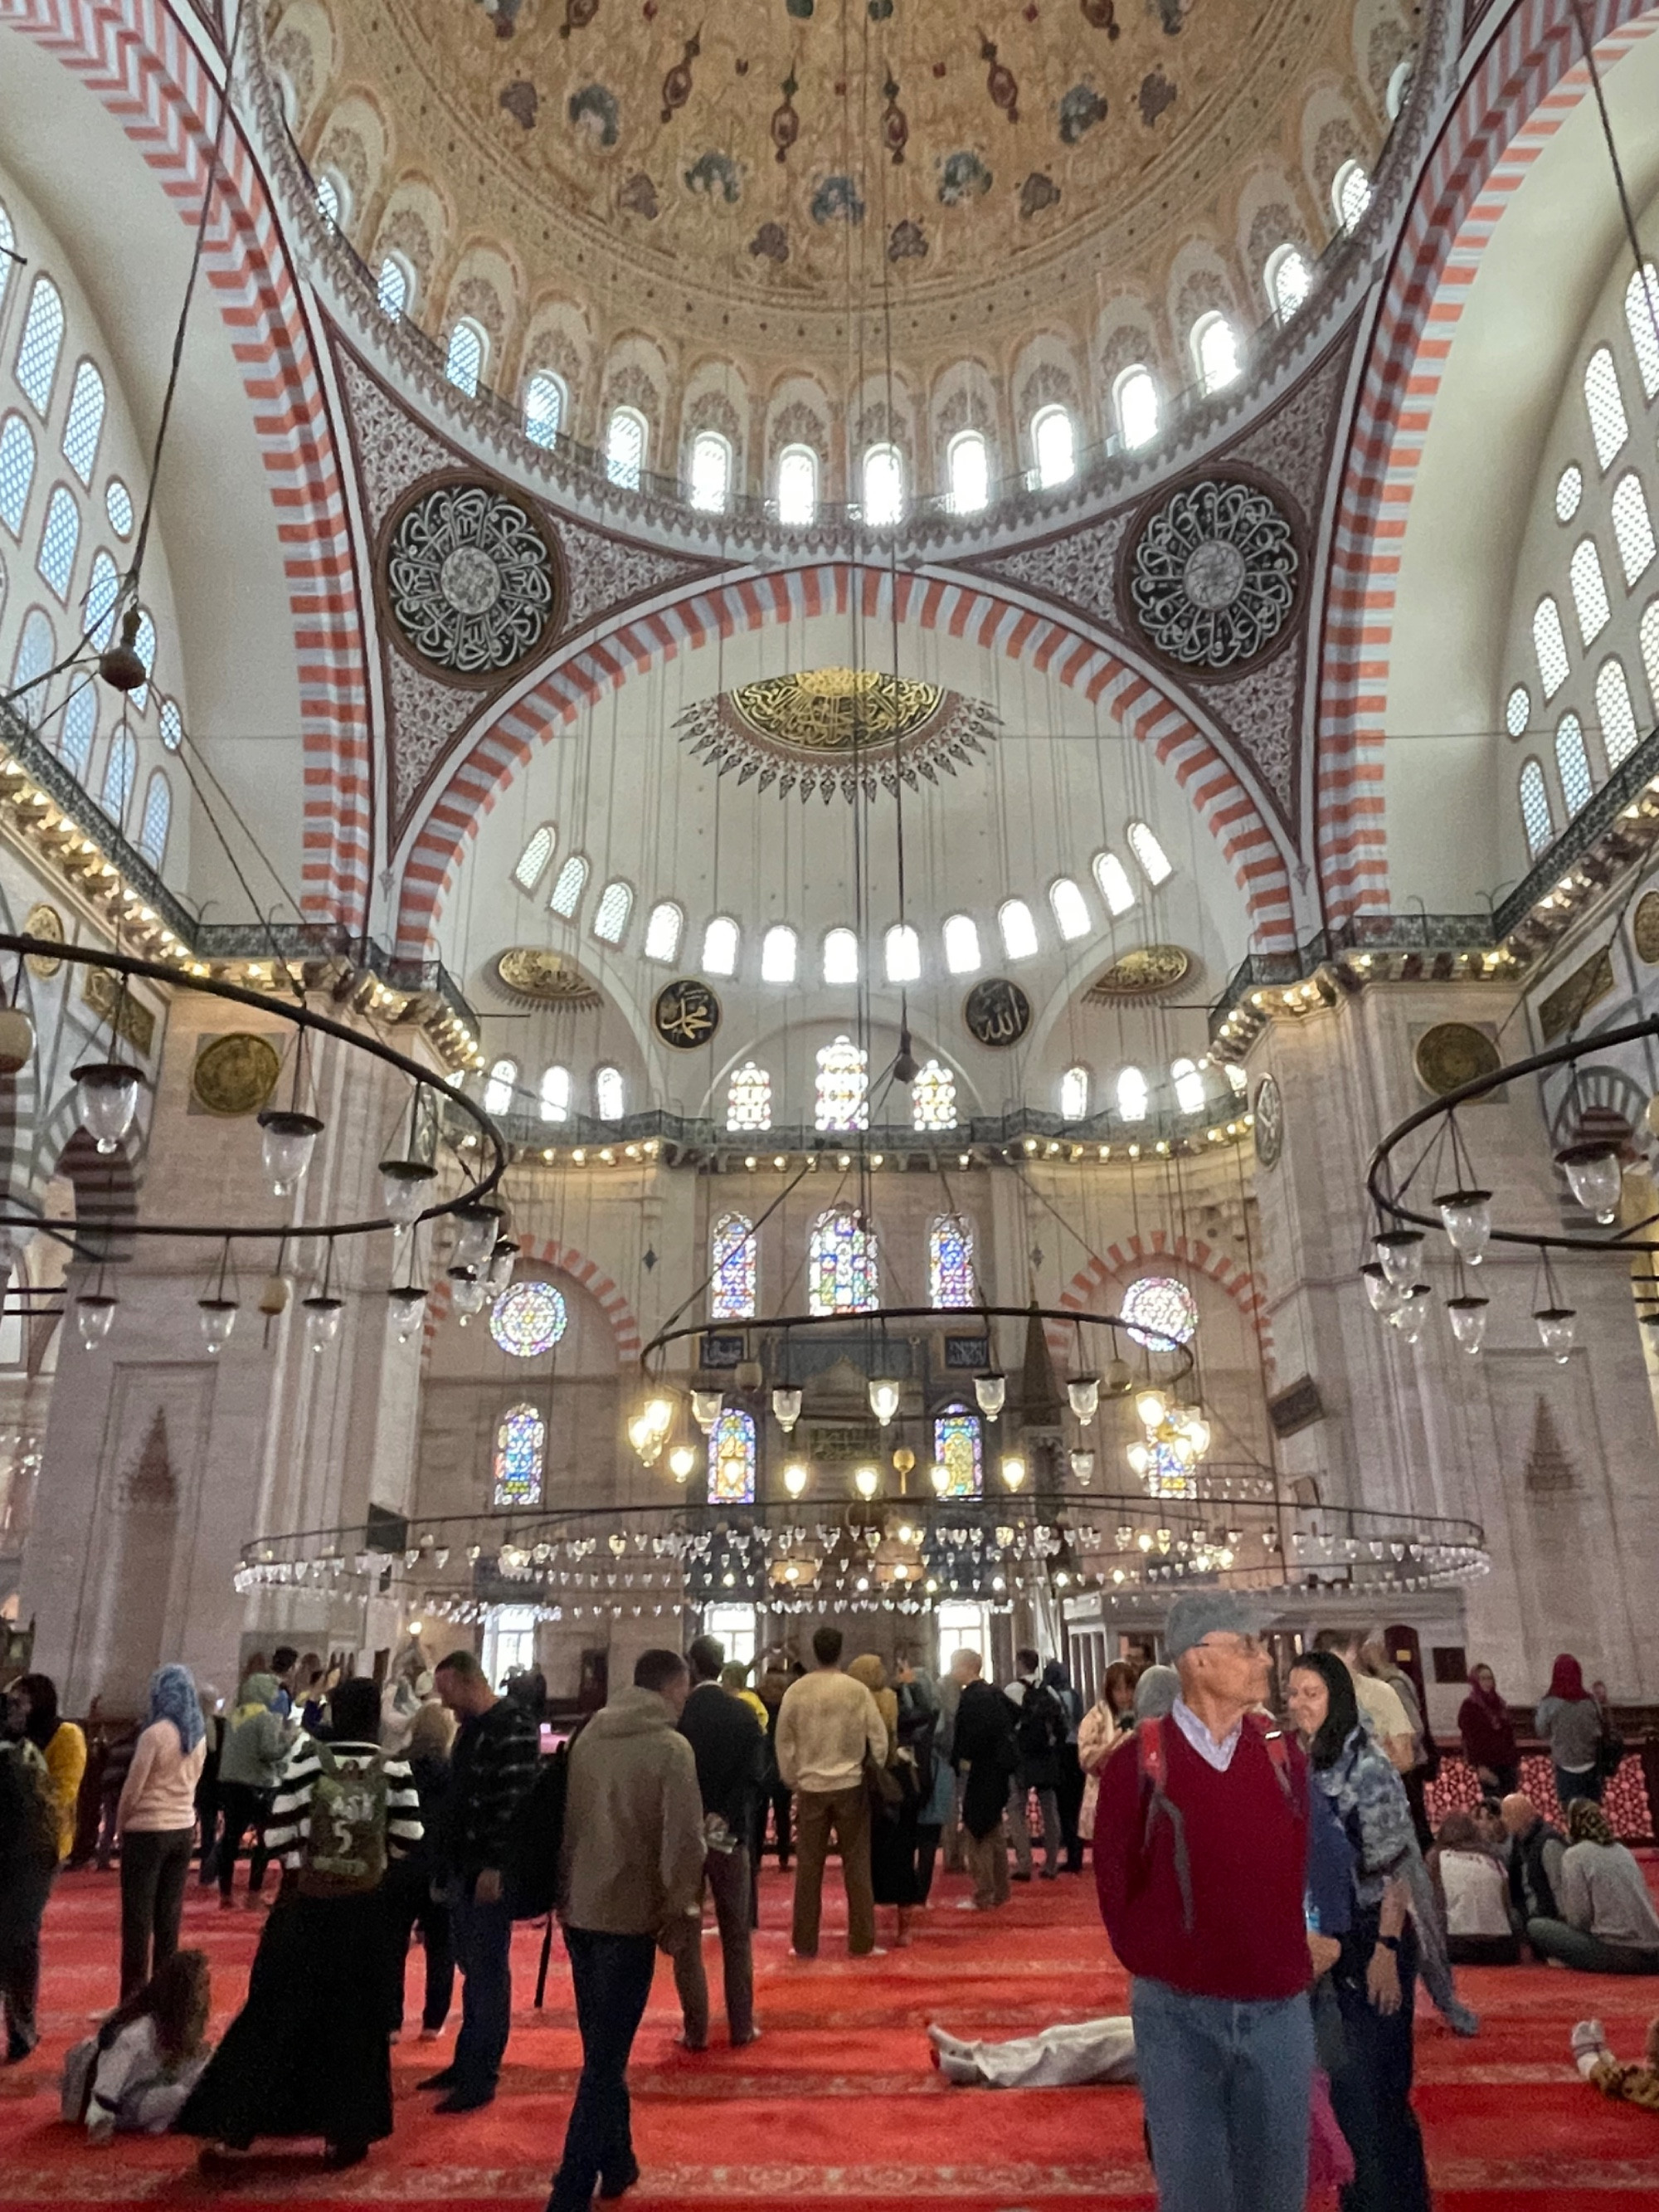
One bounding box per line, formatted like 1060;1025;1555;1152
116;1665;207;2000
1526;1798;1659;1971
1537;1654;1607;1811
1457;1662;1520;1796
849;1654;920;1946
1077;1660;1140;1854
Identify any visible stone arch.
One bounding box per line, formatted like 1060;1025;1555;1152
1058;1232;1272;1360
421;1234;642;1370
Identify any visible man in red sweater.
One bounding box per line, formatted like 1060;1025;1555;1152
1095;1591;1312;2212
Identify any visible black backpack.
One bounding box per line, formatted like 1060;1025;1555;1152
1015;1683;1063;1762
504;1744;568;1919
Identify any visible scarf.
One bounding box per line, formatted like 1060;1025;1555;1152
1465;1670;1506;1717
1547;1654;1590;1703
148;1664;204;1754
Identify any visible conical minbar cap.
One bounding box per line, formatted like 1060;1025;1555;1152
1018;1301;1064;1427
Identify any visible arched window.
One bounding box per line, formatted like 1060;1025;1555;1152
1190;312;1240;397
513;823;556;893
942;913;981;975
884;922;922;982
60;362;105;486
929;1215;975;1307
158;698;183;752
1092;850;1136;915
1117;1065;1150;1122
1060;1065;1090;1121
1625;263;1659;398
710;1406;757;1504
1533;596;1570;698
1114;365;1160;450
807;1206;878;1314
100;728;137;823
10;609;52;725
912;1061;958;1132
1642;599;1659;716
1127;820;1174;884
138;770;170;865
702;914;740;976
1122;1274;1199;1348
606;406;647;490
725;1064;771;1133
1332;160;1372;231
712;1212;757;1315
933;1404;983;1498
643;900;684;962
315;172;344;227
761;924;798;984
548;853;589;917
1584;346;1628;470
1569;538;1612;646
14;277;65;415
1031;404;1077;490
483;1058;518;1115
776;443;819;527
1519;758;1554;857
1557;465;1584;523
1385;60;1413;119
1506;685;1531;738
132;608;156;710
1556;713;1593;814
1265;243;1312;324
444;318;486;397
524;371;566;449
947;429;990;514
105;478;133;538
823;926;859;985
592;879;633;944
1171;1057;1207;1114
0;413;36;535
492;1403;546;1508
688;430;732;514
1612;473;1657;585
60;678;95;777
1597;659;1639;769
539;1065;571;1123
595;1066;625;1121
998;898;1039;960
861;443;904;528
814;1035;868;1132
35;485;79;602
375;255;411;321
1048;877;1091;940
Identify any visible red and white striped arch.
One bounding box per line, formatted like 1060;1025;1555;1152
423;1235;644;1371
1058;1230;1272;1366
1316;0;1659;920
3;0;372;924
394;562;1300;960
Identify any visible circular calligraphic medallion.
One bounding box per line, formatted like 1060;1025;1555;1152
192;1032;284;1118
1126;476;1300;673
1634;890;1659;966
963;977;1032;1048
1253;1074;1283;1169
654;977;722;1050
22;903;64;978
383;477;561;685
1413;1022;1501;1099
492;948;602;1007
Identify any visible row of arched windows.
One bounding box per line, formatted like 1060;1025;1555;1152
358;165;1372;524
513;821;1174;980
482;1058;625;1124
711;1206;963;1323
1512;271;1659;860
1059;1057;1245;1124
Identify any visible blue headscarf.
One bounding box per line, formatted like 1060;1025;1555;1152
148;1664;204;1754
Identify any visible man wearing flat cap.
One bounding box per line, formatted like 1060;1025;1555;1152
1094;1591;1312;2212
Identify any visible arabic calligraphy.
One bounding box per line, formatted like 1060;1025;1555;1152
963;977;1031;1048
654;978;722;1050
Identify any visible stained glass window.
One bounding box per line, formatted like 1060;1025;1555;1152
132;609;155;710
492;1402;546;1506
644;901;684;962
1116;366;1159;450
61;362;105;485
1032;405;1076;490
862;443;904;528
1584;346;1628;470
688;431;732;514
1332;160;1372;231
711;1406;757;1504
999;899;1039;960
513;824;555;892
1147;1440;1197;1501
777;444;818;526
315;173;342;227
815;1035;868;1132
1121;1274;1199;1348
912;1060;957;1132
10;610;51;727
1267;244;1311;323
725;1063;771;1133
490;1281;568;1358
711;1212;757;1319
606;407;647;490
539;1065;570;1122
14;277;65;415
948;430;989;515
159;698;183;751
884;923;922;982
1192;313;1239;396
934;1406;983;1498
928;1216;975;1308
1644;600;1659;717
808;1207;878;1315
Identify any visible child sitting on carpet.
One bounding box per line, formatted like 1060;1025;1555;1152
62;1950;212;2140
1571;2015;1659;2111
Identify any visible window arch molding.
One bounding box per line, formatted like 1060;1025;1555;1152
946;428;990;514
444;315;488;398
606;404;649;490
776;442;819;527
1029;403;1077;490
524;368;567;449
1190;311;1240;397
687;427;733;514
1112;364;1160;450
1263;243;1312;324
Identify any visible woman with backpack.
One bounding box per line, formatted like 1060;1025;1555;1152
178;1677;421;2170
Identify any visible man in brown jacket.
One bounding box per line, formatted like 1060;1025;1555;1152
547;1649;705;2212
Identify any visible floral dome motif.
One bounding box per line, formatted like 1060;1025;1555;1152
1126;478;1299;670
386;480;558;679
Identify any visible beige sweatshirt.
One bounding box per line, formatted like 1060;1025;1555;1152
775;1669;888;1794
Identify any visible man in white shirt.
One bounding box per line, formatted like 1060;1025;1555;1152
775;1625;888;1959
1313;1629;1416;1772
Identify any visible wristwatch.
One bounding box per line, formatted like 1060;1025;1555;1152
1376;1934;1401;1954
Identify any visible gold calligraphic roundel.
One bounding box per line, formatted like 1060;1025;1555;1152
1252;1074;1283;1169
1634;890;1659;965
192;1032;284;1118
492;948;602;1007
963;977;1032;1049
1086;943;1193;1001
22;903;64;978
654;977;721;1050
1413;1022;1501;1099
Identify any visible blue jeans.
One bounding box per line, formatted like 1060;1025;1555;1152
548;1927;657;2211
1130;1975;1313;2212
446;1883;514;2094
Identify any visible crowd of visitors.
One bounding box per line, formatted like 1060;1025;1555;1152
0;1628;1654;2208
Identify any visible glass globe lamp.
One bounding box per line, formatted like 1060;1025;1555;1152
1127;1441;1151;1478
1556;1143;1623;1225
1134;1387;1167;1430
868;1377;902;1425
668;1444;697;1484
1435;1187;1492;1264
75;1291;117;1350
388;1285;426;1343
1446;1294;1488;1355
974;1373;1005;1420
782;1459;810;1498
74;1061;143;1155
1067;1376;1100;1425
197;1297;238;1355
302;1294;343;1353
1361;1262;1403;1317
928;1461;950;1494
1069;1448;1095;1485
854;1464;880;1500
1000;1454;1027;1492
378;1157;435;1230
771;1386;802;1433
257;1108;324;1198
450;1203;504;1273
1374;1230;1425;1290
691;1389;723;1434
1388;1286;1431;1344
1534;1305;1577;1362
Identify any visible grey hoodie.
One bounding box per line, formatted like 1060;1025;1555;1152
217;1674;294;1791
559;1686;706;1937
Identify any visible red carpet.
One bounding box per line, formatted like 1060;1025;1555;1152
4;1861;1659;2206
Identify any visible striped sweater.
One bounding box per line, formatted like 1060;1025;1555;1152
264;1736;421;1871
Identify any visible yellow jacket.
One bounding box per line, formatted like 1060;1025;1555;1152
44;1721;88;1862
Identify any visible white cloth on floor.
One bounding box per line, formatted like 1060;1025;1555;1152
932;2015;1137;2088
